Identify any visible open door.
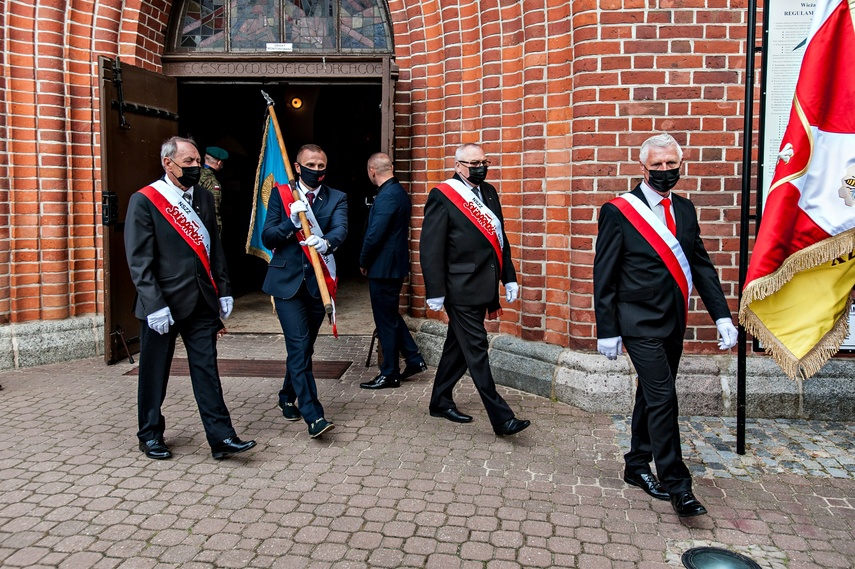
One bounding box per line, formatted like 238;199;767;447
100;57;178;364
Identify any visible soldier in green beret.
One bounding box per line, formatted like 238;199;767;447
200;146;229;235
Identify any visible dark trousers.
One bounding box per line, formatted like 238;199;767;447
274;282;327;425
137;299;235;446
430;303;515;428
369;277;422;377
622;326;692;494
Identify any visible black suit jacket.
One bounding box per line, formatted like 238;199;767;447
593;184;730;338
261;183;348;300
125;181;231;321
360;177;411;279
420;175;516;307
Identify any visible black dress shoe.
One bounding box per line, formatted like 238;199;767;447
139;438;171;460
493;417;531;436
211;436;257;460
624;470;670;501
429;407;473;423
401;361;428;380
360;374;400;389
279;401;301;421
670;491;708;517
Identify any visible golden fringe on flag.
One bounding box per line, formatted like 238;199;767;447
740;229;855;379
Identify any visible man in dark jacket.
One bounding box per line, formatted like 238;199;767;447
593;133;738;517
359;153;427;390
125;136;255;461
419;143;529;436
261;144;348;438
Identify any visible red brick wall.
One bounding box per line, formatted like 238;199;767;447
0;0;168;324
390;0;750;353
0;0;751;354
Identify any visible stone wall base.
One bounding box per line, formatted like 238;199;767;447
408;317;855;421
0;317;104;371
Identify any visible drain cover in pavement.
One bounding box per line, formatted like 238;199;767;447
125;359;352;379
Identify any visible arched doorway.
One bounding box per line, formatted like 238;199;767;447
163;0;398;334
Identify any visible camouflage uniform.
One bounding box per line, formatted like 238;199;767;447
199;167;222;235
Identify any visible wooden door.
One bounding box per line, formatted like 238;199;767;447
99;57;178;363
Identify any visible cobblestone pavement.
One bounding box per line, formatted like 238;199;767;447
1;333;853;569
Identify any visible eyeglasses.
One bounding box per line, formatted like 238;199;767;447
457;159;491;167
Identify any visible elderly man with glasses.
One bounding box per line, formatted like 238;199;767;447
419;143;529;436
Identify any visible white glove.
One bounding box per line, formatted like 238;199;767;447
597;336;623;360
290;200;308;227
505;282;519;303
716;318;738;350
219;296;234;320
147;306;174;335
300;234;329;254
426;297;445;311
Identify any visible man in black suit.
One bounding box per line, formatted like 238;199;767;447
359;153;428;390
125;136;256;461
420;143;530;436
262;144;348;438
593;133;738;517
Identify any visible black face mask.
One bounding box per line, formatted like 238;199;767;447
466;165;488;186
176;167;201;189
299;165;326;188
646;167;680;193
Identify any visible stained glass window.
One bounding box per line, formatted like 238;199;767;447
340;0;388;51
180;0;227;50
173;0;392;53
231;0;282;51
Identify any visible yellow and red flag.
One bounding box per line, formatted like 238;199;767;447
740;0;855;379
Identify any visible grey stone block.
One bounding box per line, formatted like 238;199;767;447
0;316;104;371
554;351;635;414
488;335;560;399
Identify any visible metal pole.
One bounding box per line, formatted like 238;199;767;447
737;0;760;455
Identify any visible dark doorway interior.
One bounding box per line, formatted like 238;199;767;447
177;82;382;296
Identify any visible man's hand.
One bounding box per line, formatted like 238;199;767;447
219;296;234;320
716;318;738;350
360;267;368;276
597;336;623;360
505;282;519;303
300;235;329;254
426;297;445;311
147;306;174;335
290;200;308;227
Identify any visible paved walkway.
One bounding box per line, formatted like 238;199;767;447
0;333;853;569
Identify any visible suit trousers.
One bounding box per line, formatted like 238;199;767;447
274;281;327;425
369;277;422;377
137;297;236;446
430;303;515;427
622;327;692;494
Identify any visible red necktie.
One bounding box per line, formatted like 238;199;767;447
661;197;676;236
306;192;315;208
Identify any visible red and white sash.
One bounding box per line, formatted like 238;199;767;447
436;178;504;272
277;183;339;335
610;193;693;319
140;180;218;295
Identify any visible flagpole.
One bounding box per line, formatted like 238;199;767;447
737;0;760;455
261;91;334;317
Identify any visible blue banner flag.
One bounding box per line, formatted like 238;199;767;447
246;114;289;261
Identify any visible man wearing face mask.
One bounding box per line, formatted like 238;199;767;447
419;143;529;436
125;136;256;461
593;133;738;518
262;144;348;438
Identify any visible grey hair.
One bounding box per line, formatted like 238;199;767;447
639;134;682;163
161;136;197;161
455;143;483;162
